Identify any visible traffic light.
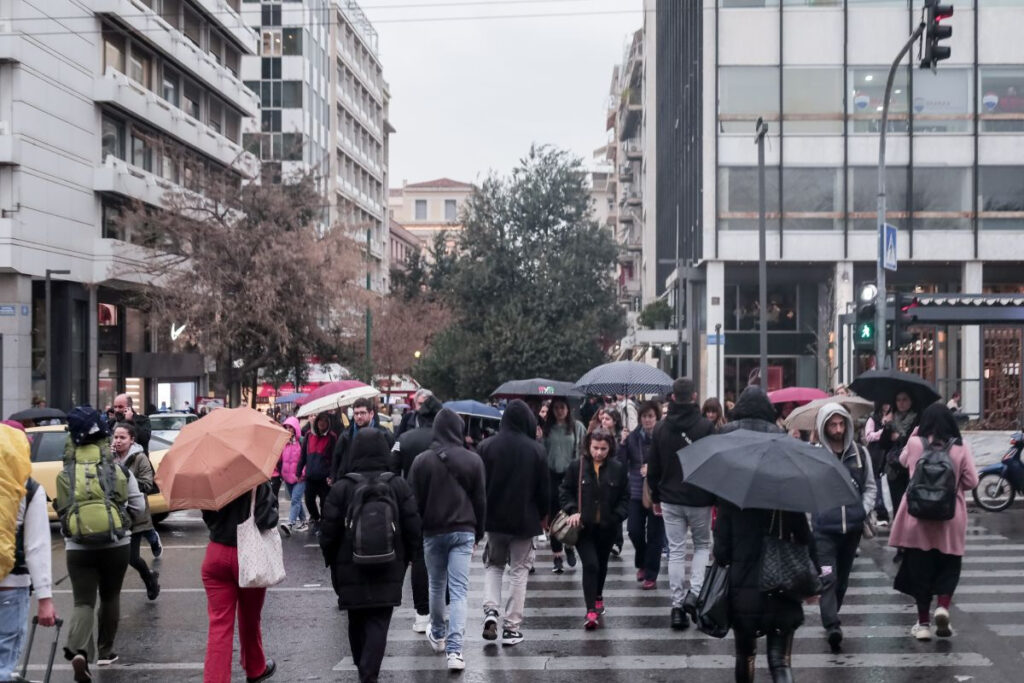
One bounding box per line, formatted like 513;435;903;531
855;286;877;352
893;291;919;349
921;0;953;70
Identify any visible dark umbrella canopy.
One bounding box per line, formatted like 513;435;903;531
849;369;941;408
444;400;502;420
676;429;860;514
574;361;673;396
8;407;67;423
490;378;581;399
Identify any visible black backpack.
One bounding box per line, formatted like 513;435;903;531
344;472;400;565
906;437;958;521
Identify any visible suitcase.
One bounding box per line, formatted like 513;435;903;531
17;616;63;683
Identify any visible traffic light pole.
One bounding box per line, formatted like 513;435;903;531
756;118;769;387
876;21;925;368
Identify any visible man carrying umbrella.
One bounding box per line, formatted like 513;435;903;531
811;403;876;653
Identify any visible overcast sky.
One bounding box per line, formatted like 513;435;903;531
364;0;645;187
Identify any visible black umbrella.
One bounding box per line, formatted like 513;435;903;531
8;407;67;423
490;378;581;399
849;369;941;408
676;429;860;514
574;361;673;396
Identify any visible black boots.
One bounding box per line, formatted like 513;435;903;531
670;607;689;630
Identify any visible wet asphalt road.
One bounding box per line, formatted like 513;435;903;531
20;500;1024;682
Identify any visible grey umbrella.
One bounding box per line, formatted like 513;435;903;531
8;407;67;423
574;361;673;396
676;429;860;514
490;378;581;399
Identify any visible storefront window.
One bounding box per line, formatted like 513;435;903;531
848;67;909;133
719;67;780;134
980;67;1024;132
911;167;971;229
912;68;972;133
979;166;1024;230
848;166;908;231
718;166;780;230
724;284;798;331
783;68;843;134
782;167;841;230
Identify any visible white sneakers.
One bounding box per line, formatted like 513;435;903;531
911;622;932;641
412;613;430;633
427;630;447;654
933;607;953;637
446;653;465;671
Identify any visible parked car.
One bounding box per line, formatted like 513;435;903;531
148;412;198;442
26;425;172;522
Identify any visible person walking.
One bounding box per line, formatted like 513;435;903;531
278;417;307;534
864;402;893;524
881;391;919;519
477;400;548;645
715;502;819;683
560;429;629;630
201;483;278;683
646;378;715;630
889;403;979;641
542;398;586;574
333;398;394;479
407;409;486;672
702;397;727;428
56;407;145;682
110;423;162;601
297;412;337;536
111;394;152;455
810;403;876;652
621;400;663;590
320;429;422;683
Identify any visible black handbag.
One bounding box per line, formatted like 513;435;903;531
758;511;821;601
695;561;731;638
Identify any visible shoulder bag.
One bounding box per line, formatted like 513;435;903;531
758;510;821;601
550;459;583;548
695;561;731;638
237;486;286;588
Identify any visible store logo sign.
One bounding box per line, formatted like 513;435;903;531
170;323;187;341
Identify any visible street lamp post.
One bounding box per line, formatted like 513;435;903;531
44;268;71;407
756;118;769;386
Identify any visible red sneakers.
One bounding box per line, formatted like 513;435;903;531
584;611;600;630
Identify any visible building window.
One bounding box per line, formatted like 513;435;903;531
282;28;302;55
102;199;124;240
162;68;180;106
262;29;282;56
979;166;1024;230
208;30;224;64
183;5;202;47
781;167;841;230
782;67;842;135
980;67;1024;133
848;166;908;231
160;0;181;29
912;68;971;133
103;30;125;74
849;67;909;134
911;167;970;229
183;79;202;120
717;166;779;230
261;110;281;132
414;199;427;220
444;199;457;221
281;81;302;108
281;133;303;161
261;57;281;79
208;98;223;134
261;3;282;26
101;116;125;162
719;66;779;134
160;146;180;184
127;47;153;89
132;130;155;172
224;45;240;76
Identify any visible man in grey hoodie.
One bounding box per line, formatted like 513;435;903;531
812;402;877;653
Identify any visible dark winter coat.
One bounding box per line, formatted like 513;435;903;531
407;409;487;540
320;429;422;610
477;400;549;537
716;386;783;436
393;396;443;478
202;483;278;547
647;401;715;506
332;417;394;479
713;501;819;636
559;455;629;529
620;425;654;500
298;417;337;482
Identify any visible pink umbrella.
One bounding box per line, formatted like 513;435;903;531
294;380;367;406
767;387;829;406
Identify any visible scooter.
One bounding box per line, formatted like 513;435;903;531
972;431;1024;512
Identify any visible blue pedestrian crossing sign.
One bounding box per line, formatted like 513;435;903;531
883;223;898;272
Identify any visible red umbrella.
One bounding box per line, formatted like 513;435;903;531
295;380;368;406
767;387;829;406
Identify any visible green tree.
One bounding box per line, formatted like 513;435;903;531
419;146;624;399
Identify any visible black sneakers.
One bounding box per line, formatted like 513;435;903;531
72;653;92;682
565;547;578;568
146;572;161;601
502;629;524;645
246;658;276;682
552;556;564;574
482;609;499;641
827;626;843;653
671;607;689;631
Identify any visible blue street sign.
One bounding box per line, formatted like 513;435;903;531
707;333;724;346
0;305;15;316
883;223;898;272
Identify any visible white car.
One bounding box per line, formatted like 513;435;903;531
149;412;198;442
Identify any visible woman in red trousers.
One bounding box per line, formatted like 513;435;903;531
201;483;279;682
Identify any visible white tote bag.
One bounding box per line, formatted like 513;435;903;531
236;486;286;588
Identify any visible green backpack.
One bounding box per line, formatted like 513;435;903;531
55;442;130;544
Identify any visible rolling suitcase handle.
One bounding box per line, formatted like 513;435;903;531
19;616;64;683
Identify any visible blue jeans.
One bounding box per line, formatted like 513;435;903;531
285;482;307;525
0;586;30;680
423;532;475;654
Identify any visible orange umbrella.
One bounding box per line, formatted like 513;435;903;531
155;406;290;511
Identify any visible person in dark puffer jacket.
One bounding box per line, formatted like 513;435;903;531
320;429;422;683
297;413;337;535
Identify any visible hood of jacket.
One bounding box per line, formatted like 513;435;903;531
664;401;704;433
731;386;778;423
283;417;301;441
114;441;144;465
431;408;465;449
815;402;854;456
418;395;443;420
348;428;393;472
312;413;332;437
499;399;536;438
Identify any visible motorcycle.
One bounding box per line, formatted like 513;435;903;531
972;431;1024;512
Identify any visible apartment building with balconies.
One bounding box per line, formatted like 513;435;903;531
241;0;391;293
0;0;259;414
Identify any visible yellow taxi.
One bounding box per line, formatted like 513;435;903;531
26;425;172;522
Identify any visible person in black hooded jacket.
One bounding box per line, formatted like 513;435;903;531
320;429;422;683
476;400;549;644
713;385;820;683
646;377;715;630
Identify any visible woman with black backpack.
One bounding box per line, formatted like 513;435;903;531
888;404;979;642
320;428;422;683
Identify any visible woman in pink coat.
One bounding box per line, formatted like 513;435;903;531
888;403;978;642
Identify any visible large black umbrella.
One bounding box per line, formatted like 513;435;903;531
574;361;673;396
8;407;66;423
490;378;581;399
676;429;860;514
849;369;941;408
